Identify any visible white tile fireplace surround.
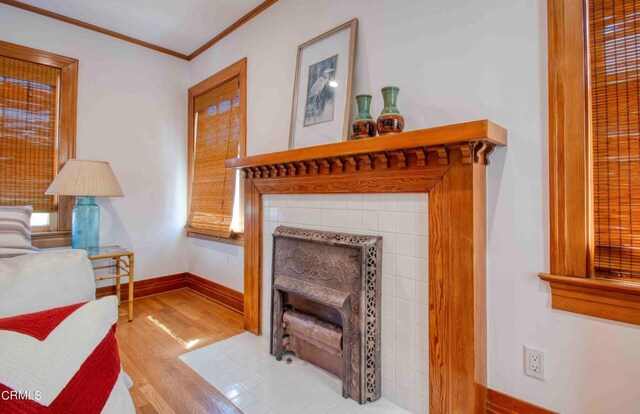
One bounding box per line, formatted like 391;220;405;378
262;193;429;413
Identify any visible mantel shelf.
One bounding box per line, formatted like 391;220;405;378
226;119;507;170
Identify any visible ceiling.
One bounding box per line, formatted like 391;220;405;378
18;0;266;55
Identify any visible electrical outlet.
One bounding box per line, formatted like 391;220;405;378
524;346;545;380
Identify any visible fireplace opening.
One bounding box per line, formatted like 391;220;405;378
270;226;382;404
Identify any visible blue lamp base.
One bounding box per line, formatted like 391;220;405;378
72;196;100;254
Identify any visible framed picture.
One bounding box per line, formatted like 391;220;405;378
289;19;358;149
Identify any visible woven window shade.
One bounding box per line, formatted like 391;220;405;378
590;0;640;278
187;78;240;238
0;56;60;212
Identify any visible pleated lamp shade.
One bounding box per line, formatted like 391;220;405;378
46;160;124;197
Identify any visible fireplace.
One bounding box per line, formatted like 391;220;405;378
269;226;382;404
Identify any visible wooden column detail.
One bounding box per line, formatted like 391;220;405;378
230;120;506;413
428;152;487;412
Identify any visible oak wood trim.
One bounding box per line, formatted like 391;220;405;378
96;273;188;301
187;0;278;61
0;0;279;62
541;0;640;325
31;231;71;249
187;58;247;240
487;388;557;414
0;0;189;60
547;0;590;277
186;273;244;314
539;273;640;325
428;152;487;412
0;40;77;244
228;120;507;169
96;272;245;314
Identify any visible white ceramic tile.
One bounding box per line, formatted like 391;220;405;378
395;342;414;367
378;194;396;212
414;327;428;351
382;294;395;317
181;332;409;413
395;277;415;301
395;363;414;391
382;356;396;381
223;383;248;399
243;400;274;414
395;386;414;412
362;210;379;230
413;395;428;414
321;210;334;227
416;304;429;328
414;259;428;282
415;214;428;236
414;236;427;259
395;320;415;346
415;281;427;305
378;211;396;233
396;213;416;235
348;210;363;229
396;299;416;324
396;194;416;213
396;256;415;279
259;194;427;412
232;391;259;409
362;194;379;210
334;209;349;228
413;347;428;375
396;234;415;257
414;373;428;398
347;194;363;210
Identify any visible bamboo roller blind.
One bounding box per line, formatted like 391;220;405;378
0;56;60;212
590;0;640;278
187;78;240;238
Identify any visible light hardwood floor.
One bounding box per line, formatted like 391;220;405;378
115;289;245;413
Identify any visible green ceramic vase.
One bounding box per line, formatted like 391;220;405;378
377;86;405;135
351;94;377;139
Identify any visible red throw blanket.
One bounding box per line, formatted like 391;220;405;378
0;297;126;413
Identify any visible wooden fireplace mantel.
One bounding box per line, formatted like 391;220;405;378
227;119;506;171
229;119;507;413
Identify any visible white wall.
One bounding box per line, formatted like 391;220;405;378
187;0;640;413
0;5;189;280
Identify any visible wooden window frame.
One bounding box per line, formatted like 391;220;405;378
187;58;247;246
0;40;77;249
539;0;640;325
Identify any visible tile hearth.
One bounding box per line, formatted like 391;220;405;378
180;332;409;414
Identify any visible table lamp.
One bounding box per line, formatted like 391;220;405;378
46;160;124;254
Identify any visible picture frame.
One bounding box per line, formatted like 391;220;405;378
289;19;358;149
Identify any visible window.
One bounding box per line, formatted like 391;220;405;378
541;0;640;325
0;41;77;248
590;0;640;279
187;58;246;244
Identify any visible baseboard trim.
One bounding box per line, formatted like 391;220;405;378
186;273;244;314
487;389;557;414
96;273;187;301
95;272;244;315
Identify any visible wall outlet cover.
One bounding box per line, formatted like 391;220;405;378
524;346;545;380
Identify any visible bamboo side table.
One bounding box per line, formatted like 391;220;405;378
88;246;134;321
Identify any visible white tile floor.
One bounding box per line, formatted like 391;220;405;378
179;332;410;414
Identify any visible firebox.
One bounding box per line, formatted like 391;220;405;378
270;226;382;404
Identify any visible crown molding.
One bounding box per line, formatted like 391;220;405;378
0;0;278;61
